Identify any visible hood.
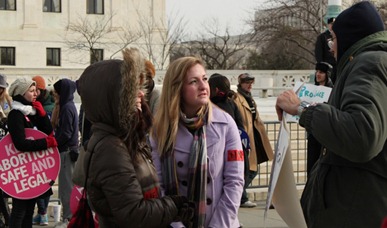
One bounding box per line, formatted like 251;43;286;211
332;1;384;62
54;78;76;107
78;48;145;135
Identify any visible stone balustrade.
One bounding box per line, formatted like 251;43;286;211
0;68;314;98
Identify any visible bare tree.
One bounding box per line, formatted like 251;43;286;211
64;14;140;64
177;19;256;70
251;0;326;69
136;8;188;69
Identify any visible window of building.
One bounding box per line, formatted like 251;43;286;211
87;0;104;14
43;0;61;13
47;48;61;66
0;47;15;65
0;0;16;10
90;49;103;64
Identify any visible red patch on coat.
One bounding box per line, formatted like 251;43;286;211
143;187;159;199
227;150;244;161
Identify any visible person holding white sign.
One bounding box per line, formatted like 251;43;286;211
6;77;58;228
275;1;387;227
306;62;333;177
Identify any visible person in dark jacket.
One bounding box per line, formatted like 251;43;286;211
276;2;387;227
314;17;337;83
51;78;79;225
208;73;244;128
7;77;57;228
306;62;333;177
77;48;193;227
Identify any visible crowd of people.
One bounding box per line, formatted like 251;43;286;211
0;1;386;228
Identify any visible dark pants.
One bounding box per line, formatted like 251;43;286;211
0;191;9;226
9;198;36;228
241;147;258;204
36;196;50;215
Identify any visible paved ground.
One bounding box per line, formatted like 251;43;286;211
32;200;287;228
31;96;284;228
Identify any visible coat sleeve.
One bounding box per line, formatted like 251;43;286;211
7;110;48;152
300;54;387;162
208;118;244;227
55;107;75;149
90;137;178;228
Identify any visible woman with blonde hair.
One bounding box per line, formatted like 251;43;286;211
0;74;12;121
150;56;244;228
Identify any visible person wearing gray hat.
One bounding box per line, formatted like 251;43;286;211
0;73;10;228
6;77;58;228
234;73;273;208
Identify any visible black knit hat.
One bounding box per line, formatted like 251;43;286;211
315;62;332;74
332;1;385;62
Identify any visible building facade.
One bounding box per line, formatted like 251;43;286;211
0;0;166;76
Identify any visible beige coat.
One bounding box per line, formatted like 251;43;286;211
234;92;273;171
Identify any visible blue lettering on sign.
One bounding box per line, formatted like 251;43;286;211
298;86;325;99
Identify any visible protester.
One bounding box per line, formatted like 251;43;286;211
0;74;12;122
31;75;55;226
0;74;11;228
7;77;57;228
32;75;55;117
306;62;333;177
208;73;244;128
151;57;244;227
275;2;387;227
234;73;273;208
51;78;79;226
144;60;160;114
315;17;337;83
77;48;194;227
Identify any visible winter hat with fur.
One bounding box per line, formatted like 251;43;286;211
32;75;46;90
9;77;36;98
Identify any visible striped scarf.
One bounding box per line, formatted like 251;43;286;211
162;106;208;228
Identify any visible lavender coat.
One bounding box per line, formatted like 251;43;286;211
151;105;244;228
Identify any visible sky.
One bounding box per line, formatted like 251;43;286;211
166;0;265;38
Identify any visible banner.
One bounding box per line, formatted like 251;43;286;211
286;82;332;122
0;129;60;199
264;115;307;228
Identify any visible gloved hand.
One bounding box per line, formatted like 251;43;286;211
46;136;58;148
32;101;46;117
169;195;195;224
70;150;79;162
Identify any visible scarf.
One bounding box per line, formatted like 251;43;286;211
11;101;36;116
237;87;257;118
162;105;208;228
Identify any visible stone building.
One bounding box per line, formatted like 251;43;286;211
0;0;166;76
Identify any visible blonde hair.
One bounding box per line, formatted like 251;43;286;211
151;56;211;156
0;89;12;118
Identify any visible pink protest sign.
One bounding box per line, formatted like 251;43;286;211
0;129;60;199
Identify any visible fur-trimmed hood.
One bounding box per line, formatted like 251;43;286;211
78;48;145;135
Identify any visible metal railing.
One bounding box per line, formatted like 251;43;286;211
249;121;308;188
